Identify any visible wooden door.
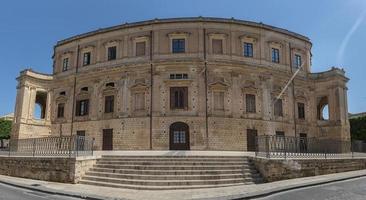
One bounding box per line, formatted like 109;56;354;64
247;129;258;151
169;122;190;150
102;129;113;150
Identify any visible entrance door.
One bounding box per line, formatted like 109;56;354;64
247;129;258;151
169;122;190;150
76;131;85;151
102;129;113;150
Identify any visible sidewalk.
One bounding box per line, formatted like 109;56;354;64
1;170;366;200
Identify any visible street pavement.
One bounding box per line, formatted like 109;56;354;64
255;177;366;200
0;183;83;200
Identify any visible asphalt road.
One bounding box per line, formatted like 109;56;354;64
0;183;84;200
255;177;366;200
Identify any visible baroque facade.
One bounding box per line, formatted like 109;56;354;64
12;17;350;151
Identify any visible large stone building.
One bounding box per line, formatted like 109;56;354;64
11;17;350;151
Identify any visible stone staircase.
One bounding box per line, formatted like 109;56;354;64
79;155;262;190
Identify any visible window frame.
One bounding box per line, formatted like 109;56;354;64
170;87;188;110
76;99;89;116
82;52;91;66
104;95;115;113
294;54;302;68
297;102;305;119
274;98;283;117
271;48;280;63
212;39;223;54
107;46;117;61
245;94;256;113
172;38;186;53
243;42;254;57
57;103;65;118
62;57;69;72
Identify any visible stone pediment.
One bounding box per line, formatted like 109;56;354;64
76;90;90;99
209;81;229;91
55;95;68;102
103;87;117;95
130;82;148;91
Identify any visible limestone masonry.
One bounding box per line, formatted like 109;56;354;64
11;17;350;151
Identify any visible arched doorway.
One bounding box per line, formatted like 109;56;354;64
169;122;190;150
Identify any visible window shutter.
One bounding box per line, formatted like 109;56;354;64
170;88;175;109
183;87;188;109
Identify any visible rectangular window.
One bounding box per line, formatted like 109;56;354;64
172;39;185;53
83;52;91;66
243;42;253;57
136;41;146;56
212;39;223;54
107;46;117;61
298;102;305;119
104;95;114;113
170;87;188;110
294;54;302;68
274;99;283;116
271;48;280;63
170;73;188;79
62;58;69;72
57;103;65;118
134;92;145;111
246;94;256;113
213;91;225;111
275;131;285;137
76;99;89;116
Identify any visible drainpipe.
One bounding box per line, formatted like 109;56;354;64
149;30;153;150
70;44;80;137
289;43;297;138
203;28;209;149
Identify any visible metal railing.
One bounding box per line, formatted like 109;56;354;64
255;135;366;159
0;135;94;157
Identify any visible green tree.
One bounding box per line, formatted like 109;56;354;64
0;119;12;148
350;116;366;141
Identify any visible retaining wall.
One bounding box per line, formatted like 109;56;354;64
251;157;366;182
0;156;97;183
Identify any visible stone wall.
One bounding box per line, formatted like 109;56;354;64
251;157;366;182
0;156;96;183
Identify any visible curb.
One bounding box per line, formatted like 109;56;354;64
0;172;365;200
0;179;122;200
204;173;366;200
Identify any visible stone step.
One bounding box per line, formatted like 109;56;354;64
81;175;254;186
79;179;248;190
98;157;249;162
96;160;251;166
101;155;248;159
90;167;258;175
85;171;256;180
93;164;249;170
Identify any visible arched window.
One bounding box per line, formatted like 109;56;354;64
317;96;329;120
34;91;47;119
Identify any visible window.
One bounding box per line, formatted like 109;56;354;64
107;46;117;61
173;131;186;144
212;39;223;54
294;54;302;68
170;87;188;110
213;91;224;111
170;73;188;80
134;92;145;111
62;58;69;72
106;82;115;87
271;48;280;63
275;131;285;137
298;102;305;119
244;42;253;57
57;103;65;118
76;99;89;116
172;39;185;53
274;99;283;116
81;87;88;92
59;91;66;96
83;52;91;66
136;41;146;56
246;94;256;113
104;95;114;113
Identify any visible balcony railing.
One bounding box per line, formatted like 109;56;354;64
0;135;94;157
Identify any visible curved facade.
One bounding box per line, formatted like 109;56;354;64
12;17;350;151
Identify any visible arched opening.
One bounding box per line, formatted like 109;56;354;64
317;96;329;120
34;91;47;119
169;122;190;150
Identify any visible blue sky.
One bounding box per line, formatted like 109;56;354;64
0;0;365;115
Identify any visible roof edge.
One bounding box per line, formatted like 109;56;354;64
55;17;311;47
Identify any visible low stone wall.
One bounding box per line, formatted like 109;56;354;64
251;157;366;182
0;156;97;183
